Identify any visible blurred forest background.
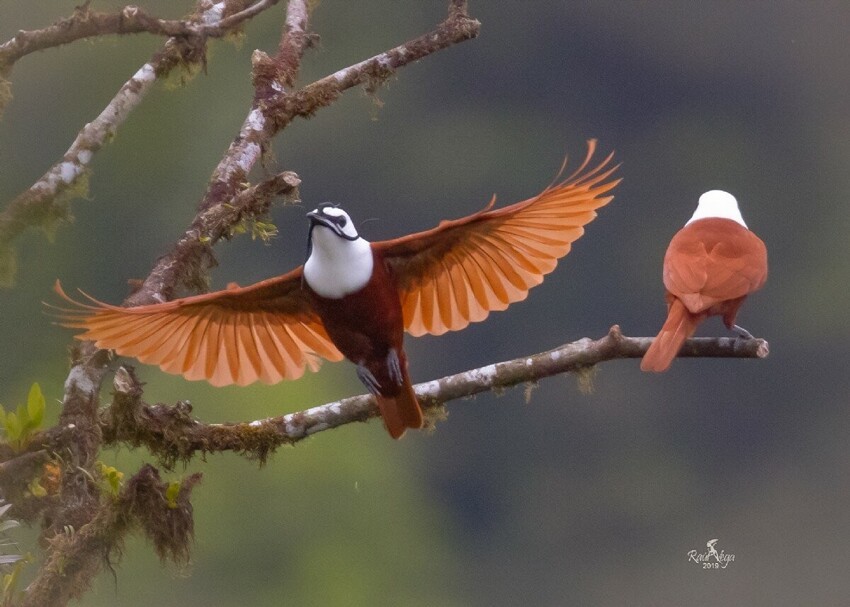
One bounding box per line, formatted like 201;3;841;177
1;1;849;605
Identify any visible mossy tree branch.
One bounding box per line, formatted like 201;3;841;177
18;465;201;607
103;327;769;457
0;327;767;472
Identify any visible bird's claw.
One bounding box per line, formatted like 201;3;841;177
731;324;755;340
356;364;382;395
387;348;404;386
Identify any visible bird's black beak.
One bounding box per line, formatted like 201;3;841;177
306;209;332;229
306;206;345;235
305;205;358;242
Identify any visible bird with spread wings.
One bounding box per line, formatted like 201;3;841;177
52;141;620;388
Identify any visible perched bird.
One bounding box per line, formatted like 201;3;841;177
640;190;768;373
53;142;619;438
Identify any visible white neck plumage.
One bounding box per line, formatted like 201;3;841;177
686;190;748;228
304;228;374;299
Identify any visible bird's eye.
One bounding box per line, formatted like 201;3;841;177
334;215;348;228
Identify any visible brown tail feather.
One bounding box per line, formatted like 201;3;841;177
641;298;700;372
375;376;424;439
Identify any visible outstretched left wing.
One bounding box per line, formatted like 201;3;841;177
374;140;620;336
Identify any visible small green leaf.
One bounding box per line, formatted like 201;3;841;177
26;383;44;428
165;481;181;509
1;383;47;449
96;462;124;496
4;412;21;443
0;551;28;602
26;478;47;498
3;572;14;596
107;470;123;495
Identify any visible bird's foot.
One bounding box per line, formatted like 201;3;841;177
356;364;381;395
731;324;755;340
387;349;404;386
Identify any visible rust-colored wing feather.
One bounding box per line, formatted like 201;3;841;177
663;219;768;314
50;271;343;387
375;140;621;336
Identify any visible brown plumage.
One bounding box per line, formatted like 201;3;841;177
305;248;421;439
641;191;768;372
52;141;620;437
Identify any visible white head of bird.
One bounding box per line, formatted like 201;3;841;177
304;204;374;299
686;190;747;228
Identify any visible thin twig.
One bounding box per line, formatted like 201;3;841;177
263;6;480;131
0;0;280;71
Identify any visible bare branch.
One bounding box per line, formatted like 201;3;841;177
0;1;280;71
126;1;479;305
0;0;279;287
263;6;481;131
91;327;769;464
253;0;312;97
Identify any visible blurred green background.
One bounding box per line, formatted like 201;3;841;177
2;1;849;605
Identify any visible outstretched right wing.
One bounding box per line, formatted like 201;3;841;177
51;271;343;387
